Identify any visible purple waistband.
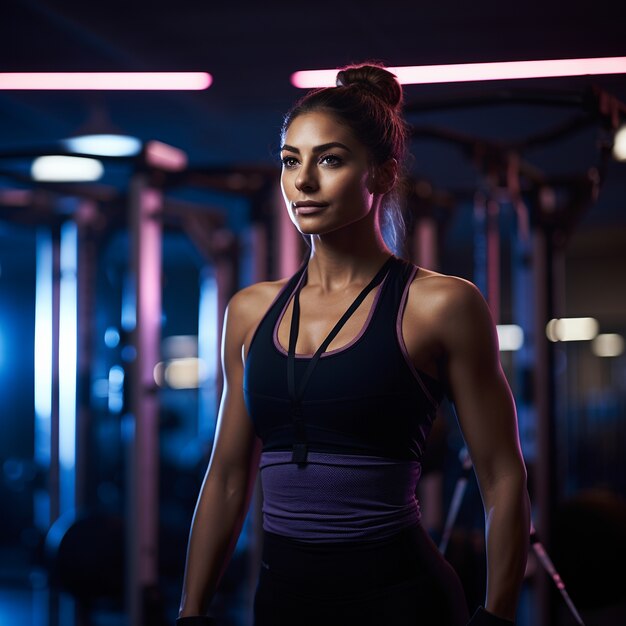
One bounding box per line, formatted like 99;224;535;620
259;451;422;542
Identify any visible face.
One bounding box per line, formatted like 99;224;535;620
280;111;378;236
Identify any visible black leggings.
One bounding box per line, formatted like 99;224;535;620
253;525;469;626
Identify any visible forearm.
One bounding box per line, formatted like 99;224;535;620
483;473;530;620
179;468;257;617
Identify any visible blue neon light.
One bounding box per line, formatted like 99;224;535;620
34;229;53;466
59;221;77;513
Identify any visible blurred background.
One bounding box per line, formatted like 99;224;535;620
1;1;626;625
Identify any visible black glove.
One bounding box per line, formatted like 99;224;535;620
176;617;216;626
467;607;515;625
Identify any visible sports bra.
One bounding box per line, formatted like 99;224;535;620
243;255;443;462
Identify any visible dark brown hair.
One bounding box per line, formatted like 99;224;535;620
282;63;407;167
281;63;408;249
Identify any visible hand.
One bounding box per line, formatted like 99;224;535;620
467;607;515;625
176;617;216;626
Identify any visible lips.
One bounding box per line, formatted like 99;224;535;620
292;200;328;215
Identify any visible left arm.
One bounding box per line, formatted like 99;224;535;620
436;278;530;621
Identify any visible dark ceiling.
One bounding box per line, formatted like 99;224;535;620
1;0;626;233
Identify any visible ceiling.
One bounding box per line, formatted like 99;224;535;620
1;0;626;235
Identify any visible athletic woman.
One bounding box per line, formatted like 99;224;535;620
177;63;530;626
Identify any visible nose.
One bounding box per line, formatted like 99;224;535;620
295;161;318;193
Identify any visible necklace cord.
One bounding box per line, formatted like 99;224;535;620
287;256;395;464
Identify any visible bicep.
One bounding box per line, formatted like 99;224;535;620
441;284;525;495
205;299;261;487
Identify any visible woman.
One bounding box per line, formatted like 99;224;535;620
177;64;530;626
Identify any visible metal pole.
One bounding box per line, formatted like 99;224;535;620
530;526;585;625
198;268;219;442
214;256;229;409
473;191;488;297
532;225;556;626
50;224;61;525
250;221;269;283
273;182;301;279
127;173;163;626
246;219;269;626
486;199;501;323
75;200;98;512
411;212;445;535
412;215;439;270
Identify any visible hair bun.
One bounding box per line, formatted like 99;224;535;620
336;64;402;109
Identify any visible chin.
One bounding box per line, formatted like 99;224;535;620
298;215;369;238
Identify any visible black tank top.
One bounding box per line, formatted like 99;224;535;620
243;255;443;463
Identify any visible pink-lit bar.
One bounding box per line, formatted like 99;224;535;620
0;72;212;90
291;56;626;87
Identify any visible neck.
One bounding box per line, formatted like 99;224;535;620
306;216;392;292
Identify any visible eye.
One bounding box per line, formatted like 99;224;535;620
320;154;342;167
281;156;299;168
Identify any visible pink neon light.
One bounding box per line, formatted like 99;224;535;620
144;140;188;171
0;72;212;90
291;56;626;88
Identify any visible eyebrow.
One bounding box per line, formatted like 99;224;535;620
280;141;353;154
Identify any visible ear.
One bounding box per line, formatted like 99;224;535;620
368;158;398;195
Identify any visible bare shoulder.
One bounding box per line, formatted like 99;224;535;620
405;268;495;346
226;278;289;348
408;268;486;316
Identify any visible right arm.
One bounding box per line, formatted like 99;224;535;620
178;291;262;618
